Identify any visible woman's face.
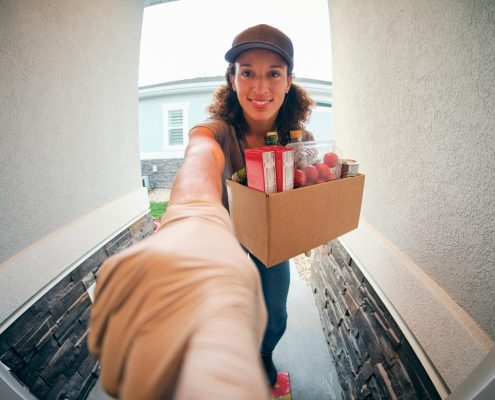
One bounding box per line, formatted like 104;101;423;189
231;48;292;131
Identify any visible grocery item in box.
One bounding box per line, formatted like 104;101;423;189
341;159;360;178
289;130;303;143
245;148;277;194
273;146;294;192
260;145;295;192
286;140;343;187
265;131;279;145
231;167;247;184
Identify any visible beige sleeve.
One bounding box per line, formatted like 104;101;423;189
88;201;270;400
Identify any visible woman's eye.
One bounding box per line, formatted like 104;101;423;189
269;71;281;78
241;71;253;78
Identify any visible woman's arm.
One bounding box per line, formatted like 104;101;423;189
169;127;226;206
89;126;271;398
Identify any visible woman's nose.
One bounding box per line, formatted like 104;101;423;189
253;76;269;93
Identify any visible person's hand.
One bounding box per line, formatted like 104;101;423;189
89;130;271;399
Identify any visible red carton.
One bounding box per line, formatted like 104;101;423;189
272;147;294;192
255;145;295;193
245;148;277;194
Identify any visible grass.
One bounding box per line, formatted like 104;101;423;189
150;201;168;220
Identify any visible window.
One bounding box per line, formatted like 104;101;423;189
167;109;184;145
162;103;189;151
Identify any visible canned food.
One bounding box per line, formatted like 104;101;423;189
341;159;359;178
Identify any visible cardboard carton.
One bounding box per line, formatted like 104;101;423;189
226;174;365;267
245;149;277;194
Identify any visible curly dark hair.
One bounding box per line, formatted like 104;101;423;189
206;64;315;145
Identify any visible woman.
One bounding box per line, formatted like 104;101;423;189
90;24;316;399
178;23;315;386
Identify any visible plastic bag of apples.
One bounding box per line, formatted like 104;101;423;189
286;140;342;188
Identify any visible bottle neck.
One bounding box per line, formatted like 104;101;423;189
290;130;302;143
265;131;279;145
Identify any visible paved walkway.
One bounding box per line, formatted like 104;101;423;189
279;258;341;399
148;188;171;202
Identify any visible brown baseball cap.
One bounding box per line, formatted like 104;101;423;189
225;24;294;69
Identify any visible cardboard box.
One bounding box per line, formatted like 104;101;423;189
226;174;365;267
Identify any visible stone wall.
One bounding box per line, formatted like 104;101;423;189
0;214;154;400
311;240;441;400
141;159;183;189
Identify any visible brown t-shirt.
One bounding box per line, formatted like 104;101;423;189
193;119;314;209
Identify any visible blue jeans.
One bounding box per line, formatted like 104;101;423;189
250;254;290;355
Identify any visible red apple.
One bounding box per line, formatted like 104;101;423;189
304;165;319;183
324;152;339;168
314;162;331;181
294;169;306;187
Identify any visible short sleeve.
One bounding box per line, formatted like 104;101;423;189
189;119;245;210
191;119;232;147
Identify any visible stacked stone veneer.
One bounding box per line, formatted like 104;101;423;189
0;214;154;400
141;159;183;189
311;240;441;400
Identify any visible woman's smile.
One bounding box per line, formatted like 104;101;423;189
250;98;272;109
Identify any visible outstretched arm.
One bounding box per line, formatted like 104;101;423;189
89;125;271;399
169;127;225;206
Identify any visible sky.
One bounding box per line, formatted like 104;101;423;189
138;0;332;87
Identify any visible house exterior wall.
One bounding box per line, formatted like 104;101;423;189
328;0;494;393
141;158;183;189
0;0;146;264
139;90;212;156
0;1;150;398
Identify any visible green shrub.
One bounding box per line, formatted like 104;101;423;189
150;201;168;220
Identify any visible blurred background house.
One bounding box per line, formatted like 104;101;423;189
138;76;332;189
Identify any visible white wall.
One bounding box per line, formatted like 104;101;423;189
329;0;494;393
0;1;148;327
